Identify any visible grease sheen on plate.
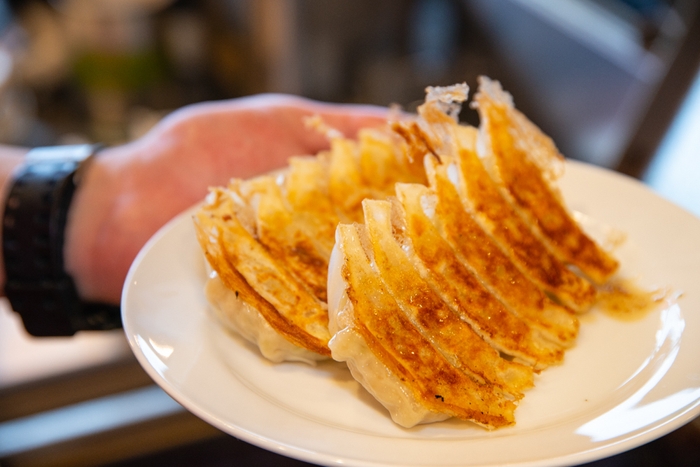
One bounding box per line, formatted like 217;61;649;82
122;161;700;467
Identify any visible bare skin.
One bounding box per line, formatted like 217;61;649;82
1;94;387;304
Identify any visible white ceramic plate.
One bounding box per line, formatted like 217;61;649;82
122;161;700;467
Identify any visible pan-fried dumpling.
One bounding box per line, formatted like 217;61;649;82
194;76;630;430
328;223;518;429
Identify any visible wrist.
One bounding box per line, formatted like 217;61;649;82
64;145;123;304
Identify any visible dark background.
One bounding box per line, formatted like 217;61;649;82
3;0;698;173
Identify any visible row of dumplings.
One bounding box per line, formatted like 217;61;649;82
194;77;620;429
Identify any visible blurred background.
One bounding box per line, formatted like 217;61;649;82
1;1;699;466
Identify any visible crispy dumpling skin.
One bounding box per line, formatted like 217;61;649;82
473;76;619;284
394;182;579;349
327;241;450;427
424;156;574;363
328;223;518;429
362;198;539;387
454;141;597;312
284;156;339;255
206;272;326;364
194;187;331;357
245;175;330;302
402;89;599;312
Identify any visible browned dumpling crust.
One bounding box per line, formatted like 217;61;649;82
362;198;545;383
194;188;331;356
473;77;619;284
335;222;518;429
195;77;625;430
395;182;579;350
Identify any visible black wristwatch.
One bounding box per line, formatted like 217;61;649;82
2;144;122;336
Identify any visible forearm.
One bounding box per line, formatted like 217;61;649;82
63;146;124;304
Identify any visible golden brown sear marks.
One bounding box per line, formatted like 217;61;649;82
337;223;517;429
357;129;427;191
474;80;619;284
456;147;597;312
395;183;579;349
327;138;376;222
250;176;330;302
426;158;575;352
194;189;330;356
284;156;339;255
363;198;537;391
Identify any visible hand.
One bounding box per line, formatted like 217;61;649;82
64;94;388;304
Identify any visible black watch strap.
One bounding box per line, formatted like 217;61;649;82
2;144;121;336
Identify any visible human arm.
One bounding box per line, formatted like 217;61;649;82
62;94;388;304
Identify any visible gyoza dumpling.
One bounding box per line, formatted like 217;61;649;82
473;76;619;284
328;222;519;429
